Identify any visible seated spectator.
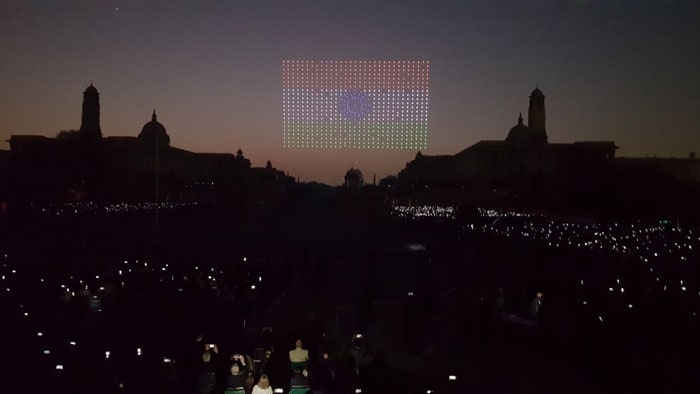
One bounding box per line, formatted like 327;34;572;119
225;364;247;389
252;373;273;394
289;339;309;371
229;354;250;374
290;369;310;387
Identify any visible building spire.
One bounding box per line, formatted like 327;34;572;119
528;86;547;142
518;112;523;125
80;83;102;138
152;109;157;122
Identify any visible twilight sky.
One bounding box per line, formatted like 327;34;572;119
1;0;699;185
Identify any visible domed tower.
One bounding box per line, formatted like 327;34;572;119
80;83;102;138
344;167;365;188
138;110;170;147
506;113;531;143
527;87;547;143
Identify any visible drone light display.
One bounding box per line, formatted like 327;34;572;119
282;60;429;149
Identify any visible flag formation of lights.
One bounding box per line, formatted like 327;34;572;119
282;60;429;149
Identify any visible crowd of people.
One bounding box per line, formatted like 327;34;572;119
27;201;200;216
189;337;327;394
0;247;384;394
3;202;700;393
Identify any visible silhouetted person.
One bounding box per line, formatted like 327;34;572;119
530;292;543;319
313;352;335;394
366;351;390;392
260;326;275;351
157;361;181;394
197;352;216;394
496;287;505;312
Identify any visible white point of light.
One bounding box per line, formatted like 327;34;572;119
105;351;110;359
448;375;457;381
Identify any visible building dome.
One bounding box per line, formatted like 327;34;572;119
84;83;98;95
344;167;365;188
506;113;532;143
138;110;170;147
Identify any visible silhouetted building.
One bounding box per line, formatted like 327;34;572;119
0;149;8;201
396;87;700;218
7;84;294;204
398;88;616;208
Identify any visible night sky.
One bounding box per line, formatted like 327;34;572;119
1;0;699;185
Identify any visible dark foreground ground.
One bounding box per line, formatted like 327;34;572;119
1;203;699;393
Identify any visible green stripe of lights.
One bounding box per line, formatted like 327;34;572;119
282;121;427;149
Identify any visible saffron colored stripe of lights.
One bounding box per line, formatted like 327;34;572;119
282;60;429;149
